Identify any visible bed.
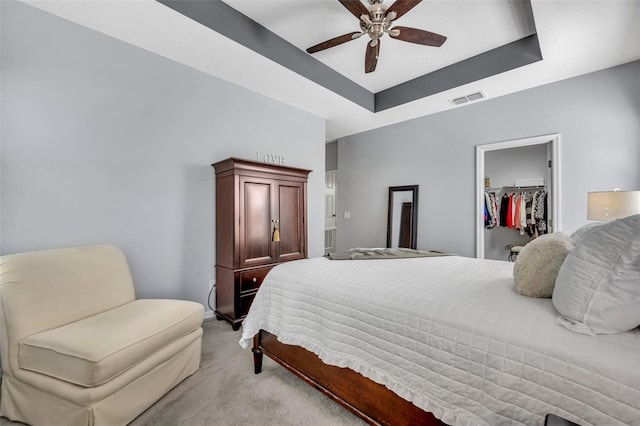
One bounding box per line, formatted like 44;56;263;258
239;251;640;425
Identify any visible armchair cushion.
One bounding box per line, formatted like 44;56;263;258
19;299;203;387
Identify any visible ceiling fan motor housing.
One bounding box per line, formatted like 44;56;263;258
361;2;394;44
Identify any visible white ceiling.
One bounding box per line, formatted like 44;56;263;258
223;0;536;93
22;0;640;141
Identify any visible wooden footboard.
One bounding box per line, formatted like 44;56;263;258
252;330;446;426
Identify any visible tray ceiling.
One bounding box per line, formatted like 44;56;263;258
20;0;640;140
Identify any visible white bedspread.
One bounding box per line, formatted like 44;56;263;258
240;256;640;426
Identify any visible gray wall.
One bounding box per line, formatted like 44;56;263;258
325;141;338;171
337;61;640;256
0;1;326;311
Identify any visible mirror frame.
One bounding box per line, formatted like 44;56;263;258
386;185;419;249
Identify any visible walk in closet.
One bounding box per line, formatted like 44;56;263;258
480;140;556;261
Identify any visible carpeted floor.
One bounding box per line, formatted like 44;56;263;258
0;318;366;426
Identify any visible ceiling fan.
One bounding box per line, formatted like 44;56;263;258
306;0;447;73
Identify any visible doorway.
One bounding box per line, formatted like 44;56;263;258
475;134;561;259
324;170;337;255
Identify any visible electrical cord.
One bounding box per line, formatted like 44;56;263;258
207;282;215;312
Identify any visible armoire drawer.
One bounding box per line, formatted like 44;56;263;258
239;266;273;293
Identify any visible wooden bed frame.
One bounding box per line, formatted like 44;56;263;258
252;330;446;426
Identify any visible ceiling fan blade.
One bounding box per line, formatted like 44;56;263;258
389;26;447;47
385;0;422;20
306;32;361;54
365;39;380;73
338;0;371;20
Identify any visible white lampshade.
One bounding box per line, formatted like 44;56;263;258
587;190;640;221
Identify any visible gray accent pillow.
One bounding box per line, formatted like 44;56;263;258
513;233;574;298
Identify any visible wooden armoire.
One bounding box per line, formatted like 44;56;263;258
212;158;311;330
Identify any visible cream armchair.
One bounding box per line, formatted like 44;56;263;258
0;245;204;426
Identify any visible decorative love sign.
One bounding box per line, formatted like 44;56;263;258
256;152;285;165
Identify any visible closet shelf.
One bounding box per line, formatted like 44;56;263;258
486;185;546;191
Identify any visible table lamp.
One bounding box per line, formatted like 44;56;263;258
587;190;640;220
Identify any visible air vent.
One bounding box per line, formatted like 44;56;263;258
451;97;468;105
467;92;485;101
449;91;486;106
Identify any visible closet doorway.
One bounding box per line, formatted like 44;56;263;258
475;134;561;260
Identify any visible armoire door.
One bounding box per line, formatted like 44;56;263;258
239;176;276;268
276;180;306;263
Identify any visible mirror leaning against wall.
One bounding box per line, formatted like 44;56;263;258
387;185;419;249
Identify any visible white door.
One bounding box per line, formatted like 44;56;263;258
324;171;337;254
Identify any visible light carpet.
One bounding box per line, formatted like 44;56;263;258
0;318;366;426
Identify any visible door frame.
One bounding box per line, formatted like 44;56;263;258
475;133;561;259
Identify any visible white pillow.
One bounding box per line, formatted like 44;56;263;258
552;214;640;335
513;233;574;298
569;221;605;246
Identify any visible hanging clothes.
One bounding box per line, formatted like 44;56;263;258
519;192;529;236
484;195;491;228
491;188;548;236
507;193;515;228
499;193;510;227
514;193;522;231
484;191;499;229
534;191;548;234
525;192;535;236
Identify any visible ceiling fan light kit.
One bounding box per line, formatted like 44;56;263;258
306;0;447;73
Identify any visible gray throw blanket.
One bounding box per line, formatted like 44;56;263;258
327;247;453;260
